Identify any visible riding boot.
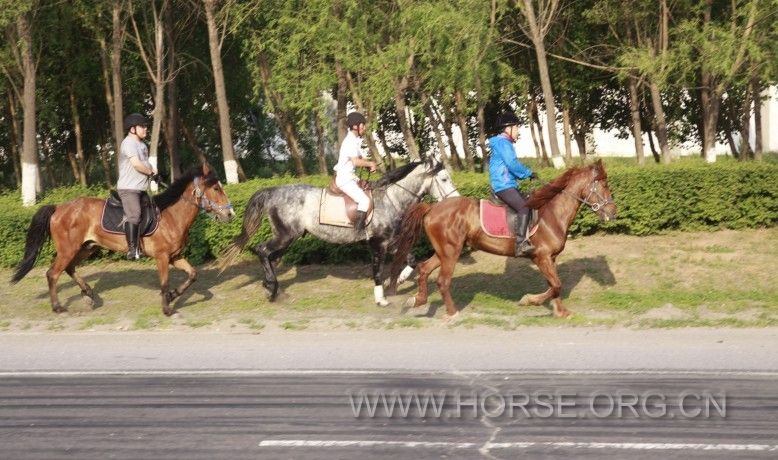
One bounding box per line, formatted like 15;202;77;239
515;211;535;257
354;210;368;233
124;222;140;260
134;222;145;259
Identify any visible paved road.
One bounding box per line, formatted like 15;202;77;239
1;328;777;372
1;372;777;459
1;329;777;458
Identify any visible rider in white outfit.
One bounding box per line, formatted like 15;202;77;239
334;112;377;232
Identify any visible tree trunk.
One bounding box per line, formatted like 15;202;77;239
646;128;660;163
147;8;166;191
7;93;22;188
313;112;329;175
573;131;587;162
18;13;38;206
440;101;463;170
68;86;87;185
422;98;450;169
476;103;488;172
647;81;671;164
111;0;124;177
454;91;475;171
527;95;543;163
180;117;209;164
529;94;550;166
751;75;763;161
377;125;396;170
343;71;385;172
738;85;752;160
203;0;239;183
335;62;348;146
561;101;573;164
724;130;739;158
97;34;115;180
520;0;562;162
628;75;645;165
393;79;420;161
164;0;181;180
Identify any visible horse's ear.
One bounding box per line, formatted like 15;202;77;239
592;159;606;179
202;163;211;176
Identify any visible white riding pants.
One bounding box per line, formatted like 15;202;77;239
335;176;370;212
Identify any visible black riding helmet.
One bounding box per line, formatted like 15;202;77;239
346;111;366;129
495;112;520;130
123;113;149;134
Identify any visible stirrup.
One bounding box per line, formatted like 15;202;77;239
515;239;535;257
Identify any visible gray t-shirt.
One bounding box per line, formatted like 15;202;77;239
117;136;151;191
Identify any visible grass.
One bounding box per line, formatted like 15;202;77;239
0;227;776;331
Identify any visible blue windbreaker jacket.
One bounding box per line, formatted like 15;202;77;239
488;134;533;193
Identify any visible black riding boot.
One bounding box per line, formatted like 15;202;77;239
124;222;140;260
515;211;535;257
134;222;145;258
354;210;368;233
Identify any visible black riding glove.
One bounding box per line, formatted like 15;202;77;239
529;172;539;180
149;173;163;183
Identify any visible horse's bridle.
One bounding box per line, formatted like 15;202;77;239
187;177;234;217
566;179;614;213
390;170;459;202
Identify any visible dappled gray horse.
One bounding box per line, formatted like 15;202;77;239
218;159;459;306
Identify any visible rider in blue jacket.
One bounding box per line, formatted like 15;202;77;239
488;112;538;257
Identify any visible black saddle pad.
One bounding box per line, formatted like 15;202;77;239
101;192;160;236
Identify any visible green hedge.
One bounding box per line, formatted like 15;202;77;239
1;158;776;268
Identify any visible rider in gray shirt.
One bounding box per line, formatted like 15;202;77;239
117;113;160;260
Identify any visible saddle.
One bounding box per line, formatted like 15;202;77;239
101;191;160;236
479;193;539;239
319;177;375;228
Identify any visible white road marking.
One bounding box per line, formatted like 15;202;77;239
0;369;777;377
258;440;778;451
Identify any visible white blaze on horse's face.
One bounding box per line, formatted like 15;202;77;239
430;167;460;201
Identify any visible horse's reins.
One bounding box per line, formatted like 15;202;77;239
529;176;613;213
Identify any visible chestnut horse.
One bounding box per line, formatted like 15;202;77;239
11;164;235;316
389;160;617;319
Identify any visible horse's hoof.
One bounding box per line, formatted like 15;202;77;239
163;307;176;317
518;295;531;306
52;304;67;314
376;298;390;307
404;296;420;308
443;312;460;322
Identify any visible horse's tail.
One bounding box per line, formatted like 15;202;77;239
217;189;267;274
389;202;432;282
11;205;56;284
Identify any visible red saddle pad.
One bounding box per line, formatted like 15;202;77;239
480;200;513;238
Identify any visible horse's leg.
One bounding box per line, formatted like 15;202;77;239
155;255;176;316
163;257;197;304
519;255;570;318
254;234;296;301
368;238;389;306
47;248;80;314
64;244;98;307
436;243;465;320
406;254;440;310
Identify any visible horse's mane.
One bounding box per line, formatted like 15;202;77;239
373;162;422;188
525;161;607;209
153;166;220;211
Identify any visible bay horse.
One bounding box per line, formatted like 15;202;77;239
217;158;459;306
11;164;235;316
389;159;617;319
